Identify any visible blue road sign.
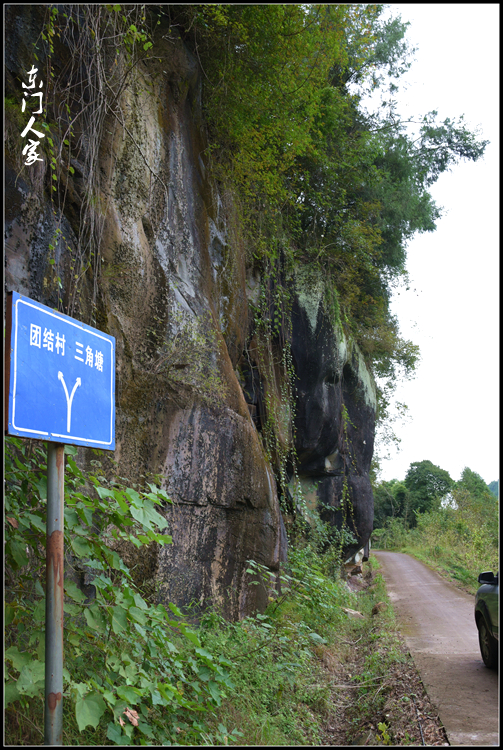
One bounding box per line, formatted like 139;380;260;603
6;292;115;449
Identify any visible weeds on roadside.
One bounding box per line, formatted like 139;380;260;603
4;436;238;745
373;502;498;594
5;434;429;745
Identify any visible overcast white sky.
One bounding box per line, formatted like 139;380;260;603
371;4;499;486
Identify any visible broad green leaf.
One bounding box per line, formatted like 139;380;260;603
96;486;115;501
25;512;46;532
84;604;107;633
147;485;171;503
137;720;155;738
7;539;29;569
111;605;128;634
181;629;201;648
32;598;45;622
5;605;16;626
133;621;146;639
125;487;141;505
107;721;128;745
64;507;81;529
72;682;89;698
157;682;177;702
128;606;147;625
133;593;148;610
4;681;20;707
207;680;222;704
308;631;327;644
5;646;31;671
16;661;45;697
116;685;140;703
64;602;81;616
195;665;213;682
112;489;129;514
129;500;166;529
71;536;94;557
35;476;47;499
152;532;172;545
65;579;87;602
102;689;116;706
76;505;93;525
195;647;214;661
104;547;126;570
75;691;106;731
150;688;166;706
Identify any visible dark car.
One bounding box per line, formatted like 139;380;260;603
475;571;499;669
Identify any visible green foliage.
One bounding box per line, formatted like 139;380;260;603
373;479;411;529
4;436;233;745
373;465;498;591
377;721;393;745
404;459;453;520
174;2;487;465
372;516;410;551
182;4;352;205
4;437;425;745
458;467;496;504
196;542;361;745
487;479;499;499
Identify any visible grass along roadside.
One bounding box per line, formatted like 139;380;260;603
5;538;449;745
5;435;447;745
188;551;449;746
372;501;499;596
372;540;495;597
319;554;449;746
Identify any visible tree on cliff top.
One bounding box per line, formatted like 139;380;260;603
162;4;488;469
172;3;487;372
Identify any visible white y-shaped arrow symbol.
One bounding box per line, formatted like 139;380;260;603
58;371;81;432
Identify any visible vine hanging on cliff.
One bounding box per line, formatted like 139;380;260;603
27;4;160;320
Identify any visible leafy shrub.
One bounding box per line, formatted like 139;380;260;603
4;436;235;745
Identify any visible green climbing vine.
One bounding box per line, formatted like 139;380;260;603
246;256;301;516
26;4;161;320
339;402;359;552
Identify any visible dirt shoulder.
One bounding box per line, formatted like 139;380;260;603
318;561;449;746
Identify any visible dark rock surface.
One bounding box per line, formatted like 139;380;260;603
289;271;376;558
4;6;375;618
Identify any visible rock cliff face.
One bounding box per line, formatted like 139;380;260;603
5;7;375;619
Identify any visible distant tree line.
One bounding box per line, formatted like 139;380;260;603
373;460;498;530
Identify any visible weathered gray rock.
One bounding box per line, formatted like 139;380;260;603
4;6;375;619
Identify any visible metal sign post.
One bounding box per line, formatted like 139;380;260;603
45;442;65;745
5;292;116;746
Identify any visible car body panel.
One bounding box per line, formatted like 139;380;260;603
475;571;499;669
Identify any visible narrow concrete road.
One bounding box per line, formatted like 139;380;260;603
373;551;498;746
